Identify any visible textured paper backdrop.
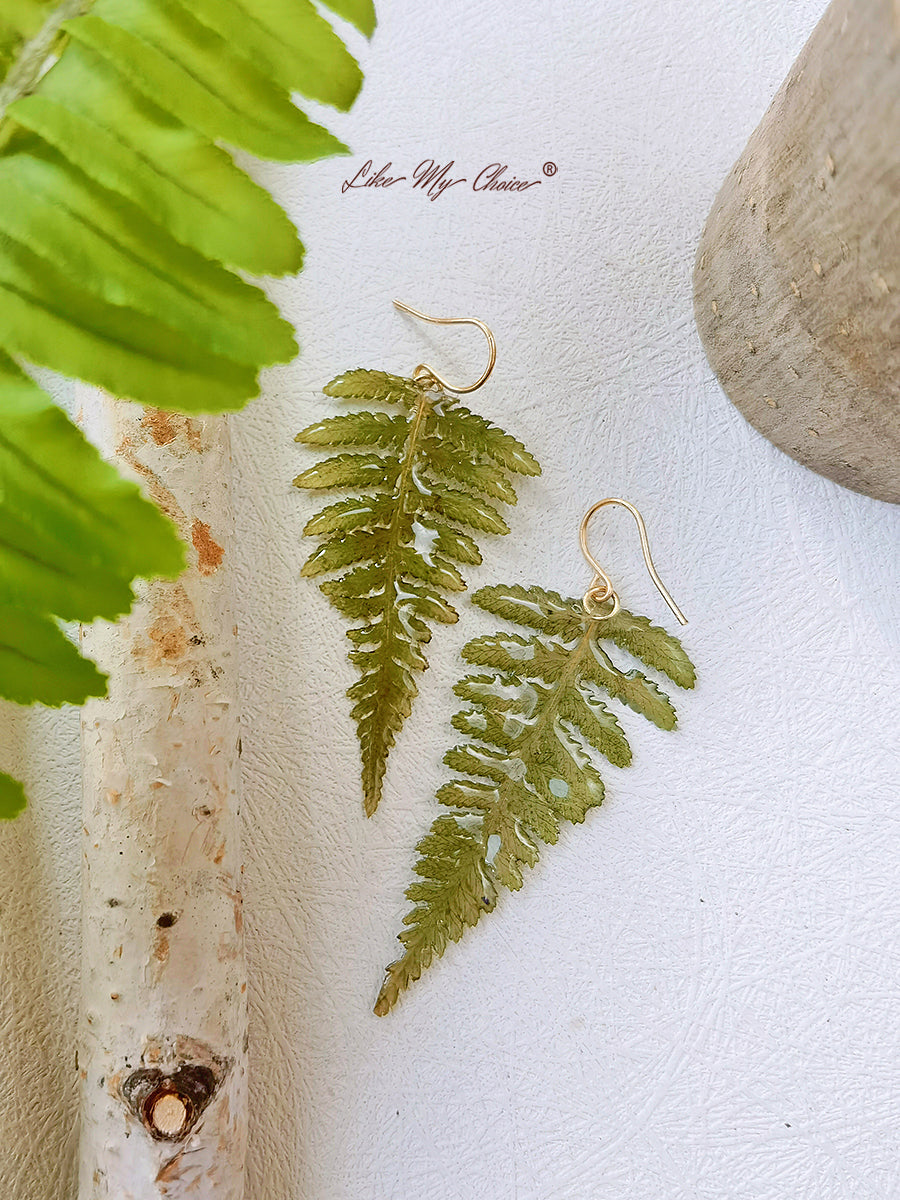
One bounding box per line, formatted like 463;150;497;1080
1;1;899;1197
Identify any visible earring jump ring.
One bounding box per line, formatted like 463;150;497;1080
582;585;621;621
579;498;688;626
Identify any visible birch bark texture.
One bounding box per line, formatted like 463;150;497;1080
78;395;247;1199
693;0;900;504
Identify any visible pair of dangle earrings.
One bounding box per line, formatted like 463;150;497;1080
294;302;695;1013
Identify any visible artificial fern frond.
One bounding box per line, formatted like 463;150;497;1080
295;369;541;816
0;0;374;408
374;583;695;1013
0;0;374;811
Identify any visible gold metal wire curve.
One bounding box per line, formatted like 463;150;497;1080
393;299;497;394
579;498;688;625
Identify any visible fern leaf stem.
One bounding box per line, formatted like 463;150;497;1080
360;386;433;814
480;628;593;847
384;386;432;596
0;1;93;129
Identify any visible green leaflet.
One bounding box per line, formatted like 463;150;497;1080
0;354;183;619
0;773;26;820
0;606;107;706
374;583;695;1014
0;0;375;405
0;0;374;814
295;369;541;816
66;12;348;163
319;0;377;37
0;353;187;809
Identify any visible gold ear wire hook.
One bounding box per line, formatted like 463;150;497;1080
393;300;497;394
580;498;688;625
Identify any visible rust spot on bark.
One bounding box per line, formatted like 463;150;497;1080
118;447;184;527
192;518;224;575
131;580;199;670
217;934;239;962
156;1150;185;1185
142;410;178;446
153;932;170;966
146;616;189;664
141;409;205;452
106;789;121;805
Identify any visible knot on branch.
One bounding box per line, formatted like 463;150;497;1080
121;1039;231;1142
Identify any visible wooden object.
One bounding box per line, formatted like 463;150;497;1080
694;0;900;504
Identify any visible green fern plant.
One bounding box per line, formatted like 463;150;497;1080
374;582;695;1014
0;0;374;812
294;369;541;815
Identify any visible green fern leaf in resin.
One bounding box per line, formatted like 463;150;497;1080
375;583;695;1014
294;370;541;816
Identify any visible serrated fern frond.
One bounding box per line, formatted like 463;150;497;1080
295;369;541;815
0;0;375;812
0;0;375;409
374;583;695;1013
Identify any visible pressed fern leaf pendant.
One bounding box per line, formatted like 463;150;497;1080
374;581;695;1014
294;368;541;815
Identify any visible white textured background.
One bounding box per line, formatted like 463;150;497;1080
2;0;900;1197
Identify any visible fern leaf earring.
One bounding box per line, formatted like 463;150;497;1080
294;302;541;816
375;499;696;1014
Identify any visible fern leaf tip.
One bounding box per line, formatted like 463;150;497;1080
362;764;386;816
373;969;402;1016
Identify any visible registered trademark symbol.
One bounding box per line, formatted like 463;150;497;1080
543;161;558;177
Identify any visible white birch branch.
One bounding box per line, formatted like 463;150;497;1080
78;394;247;1199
